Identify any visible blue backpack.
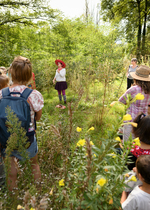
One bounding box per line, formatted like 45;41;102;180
0;87;33;148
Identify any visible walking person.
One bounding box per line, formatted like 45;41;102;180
53;59;67;108
119;65;150;142
0;56;44;191
127;58;138;89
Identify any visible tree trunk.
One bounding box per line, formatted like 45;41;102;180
142;0;148;56
136;0;142;59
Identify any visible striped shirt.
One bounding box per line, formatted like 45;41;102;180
119;85;150;121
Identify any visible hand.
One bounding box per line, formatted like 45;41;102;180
53;79;55;84
110;101;117;107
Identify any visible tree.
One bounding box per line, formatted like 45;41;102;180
0;0;56;26
101;0;150;58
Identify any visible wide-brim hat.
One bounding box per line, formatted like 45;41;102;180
55;59;66;68
130;65;150;81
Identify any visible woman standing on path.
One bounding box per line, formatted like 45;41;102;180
53;59;67;105
127;58;138;89
119;65;150;142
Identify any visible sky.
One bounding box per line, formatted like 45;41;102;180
50;0;100;19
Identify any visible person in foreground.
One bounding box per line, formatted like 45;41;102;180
0;56;44;191
121;155;150;210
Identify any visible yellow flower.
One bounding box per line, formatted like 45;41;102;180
104;168;108;172
123;114;132;121
109;198;113;205
93;153;96;157
30;208;35;210
59;179;65;187
17;205;24;210
130;122;138;127
76;127;82;132
115;137;121;142
111;152;116;158
90;141;94;145
97;178;106;187
125;173;129;178
76;139;86;147
88;126;95;131
135;93;145;100
133;137;141;146
130;175;137;182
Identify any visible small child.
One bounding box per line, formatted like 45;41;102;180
53;59;67;105
121;155;150;210
0;71;9;90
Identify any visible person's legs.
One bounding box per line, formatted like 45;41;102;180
7;157;18;191
62;90;66;104
30;154;41;182
58;90;62;102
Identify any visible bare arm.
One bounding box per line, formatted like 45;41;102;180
35;109;42;121
120;191;128;205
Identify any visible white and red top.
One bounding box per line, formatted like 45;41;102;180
131;145;150;157
0;85;44;129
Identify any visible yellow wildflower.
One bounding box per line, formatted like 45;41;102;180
111;152;116;158
97;178;106;187
115;137;121;142
93;154;96;157
130;122;138;127
30;208;35;210
133;137;141;146
88;126;95;131
90;141;94;145
17;205;24;210
125;173;129;178
76;139;86;147
123;114;132;121
130;176;137;182
109;198;113;205
76;127;82;132
59;179;65;187
135;93;145;100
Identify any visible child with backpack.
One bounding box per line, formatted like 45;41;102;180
0;56;44;191
121;155;150;210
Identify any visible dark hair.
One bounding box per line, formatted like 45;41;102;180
136;155;150;184
11;56;32;85
134;79;150;94
132;113;150;145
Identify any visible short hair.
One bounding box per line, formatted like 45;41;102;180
0;72;9;90
132;113;150;145
134;79;150;94
136;155;150;184
131;58;137;63
11;56;32;85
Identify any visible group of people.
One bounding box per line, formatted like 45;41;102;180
116;59;150;209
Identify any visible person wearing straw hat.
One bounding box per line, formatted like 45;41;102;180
119;65;150;142
53;59;67;107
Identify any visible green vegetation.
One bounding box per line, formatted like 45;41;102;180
0;1;150;209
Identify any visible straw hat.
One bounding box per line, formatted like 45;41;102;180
130;65;150;81
55;59;66;68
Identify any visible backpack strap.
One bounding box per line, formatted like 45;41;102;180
21;88;33;100
2;87;10;97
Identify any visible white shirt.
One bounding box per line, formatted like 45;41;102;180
54;68;66;82
122;186;150;210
